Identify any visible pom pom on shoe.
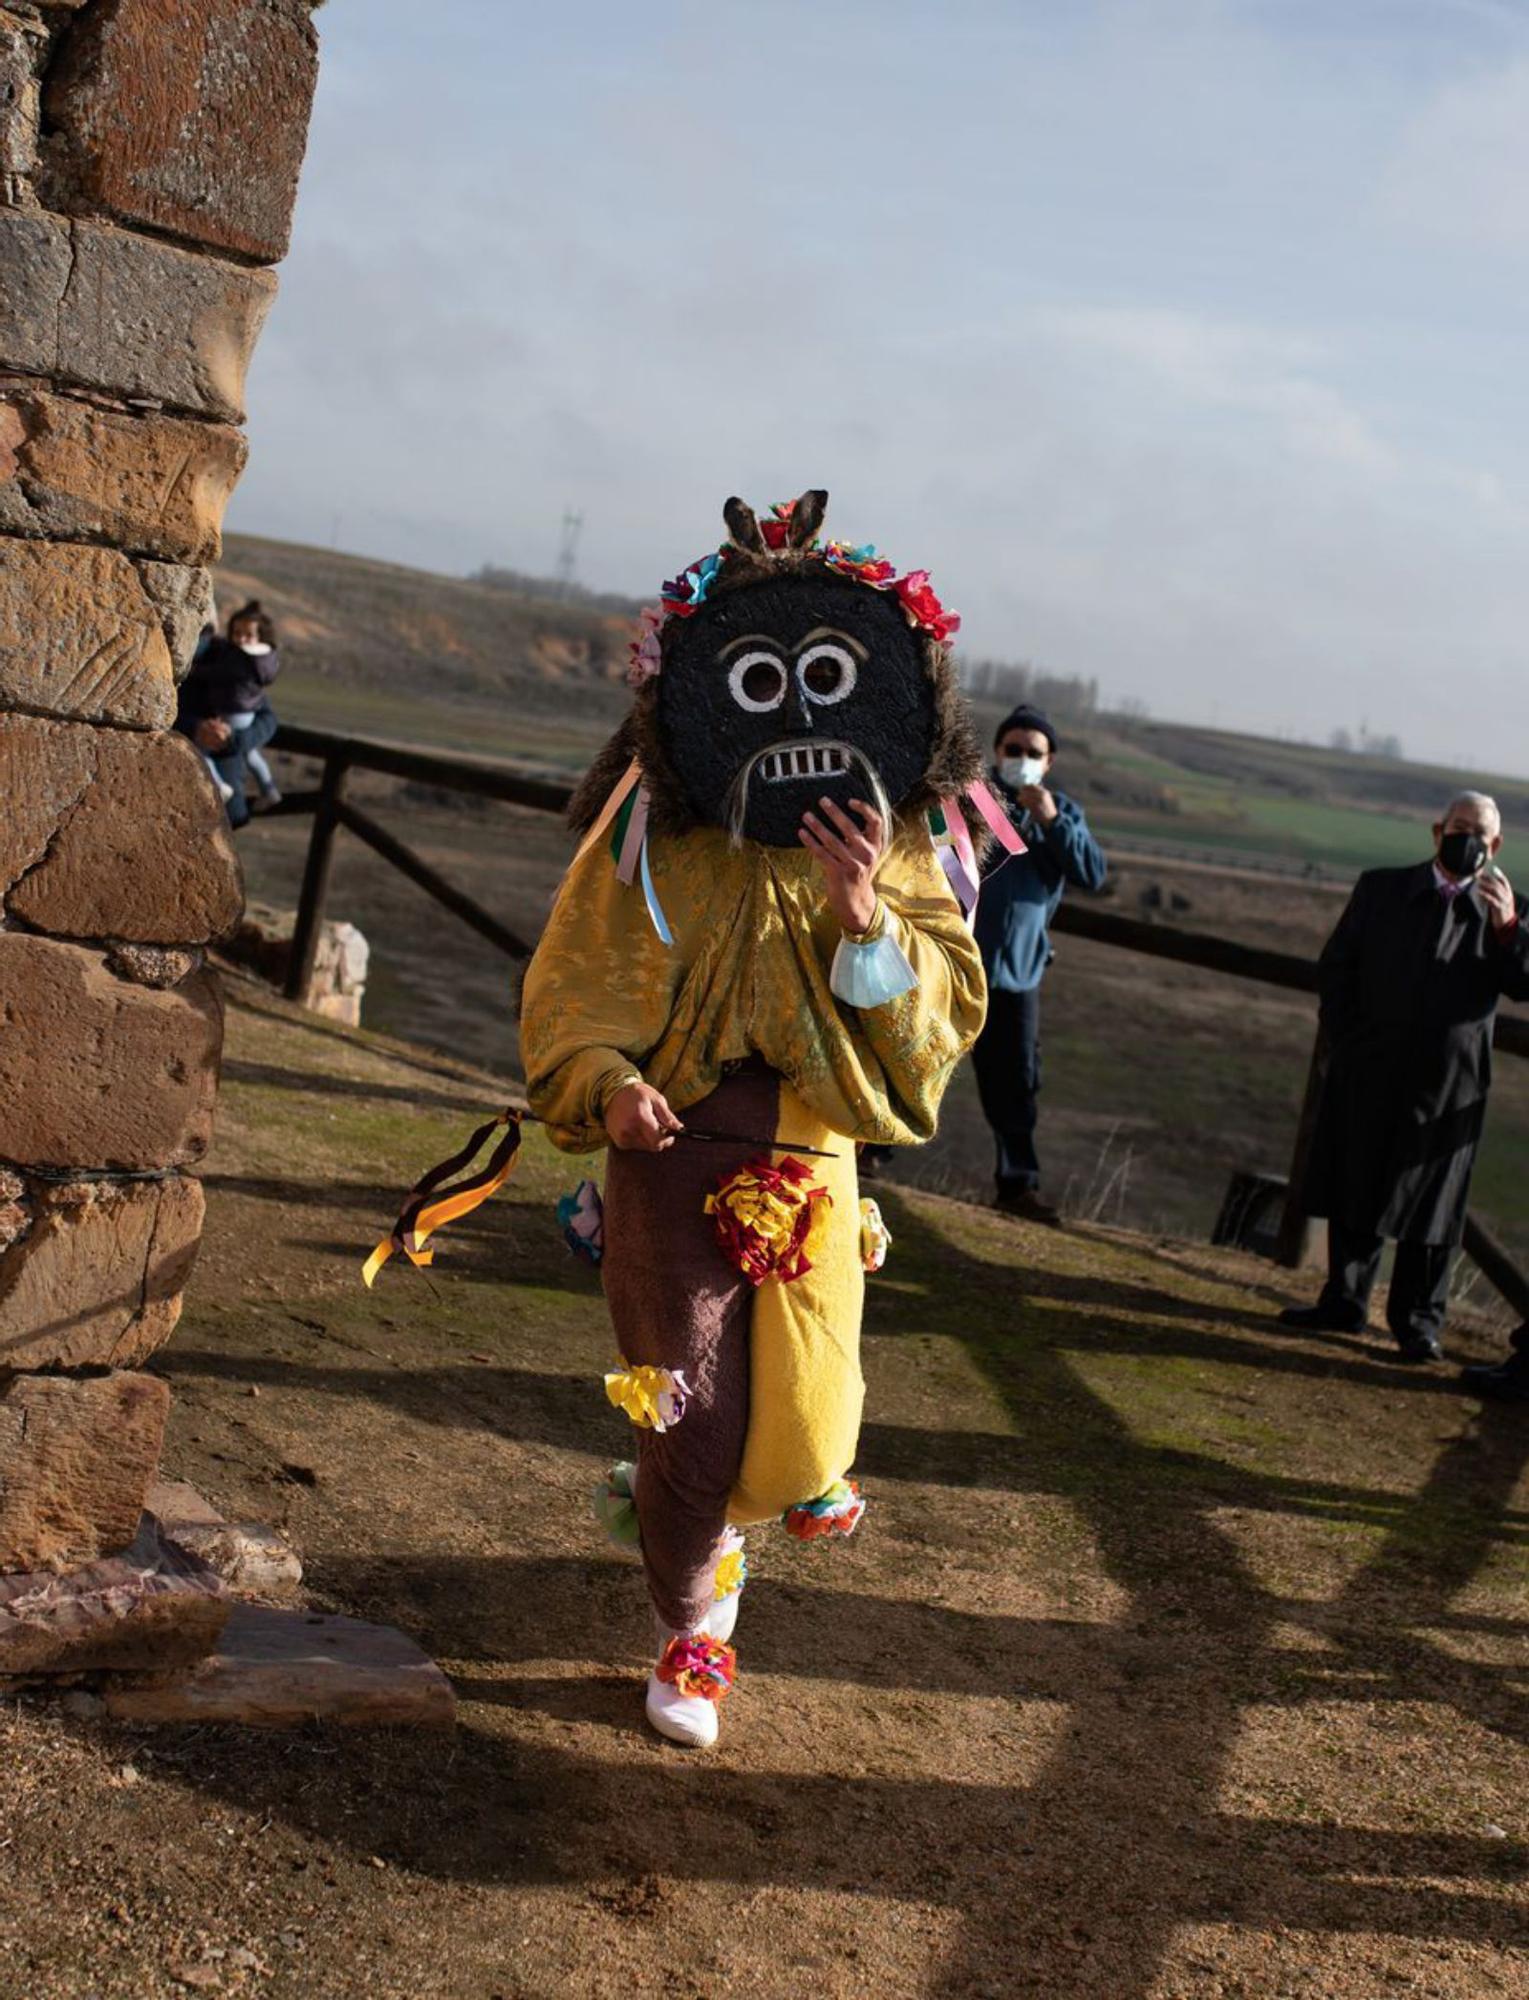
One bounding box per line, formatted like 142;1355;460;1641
655;1632;737;1705
783;1479;865;1542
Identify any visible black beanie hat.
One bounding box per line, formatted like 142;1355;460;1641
994;703;1057;753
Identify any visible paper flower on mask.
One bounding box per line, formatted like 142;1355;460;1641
783;1478;865;1541
894;569;961;642
712;1528;748;1600
704;1154;832;1287
655;1632;737;1703
557;1178;605;1262
604;1361;691;1431
859;1197;892;1273
626;604;666;687
824;540;897;588
760;498;820;551
660;551;723;616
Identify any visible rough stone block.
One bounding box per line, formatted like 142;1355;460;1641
0;207;71;372
42;0;320;263
0;1173;203;1372
0;1370;169;1571
102;1604;457;1728
0;1515;227;1676
136;558;215;678
0;538;176;726
0;209;274;420
0;385;247;563
59;218;276;421
0;714;243;941
0;935;223;1171
0;10;43;202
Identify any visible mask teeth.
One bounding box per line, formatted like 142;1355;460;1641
759;744;851;784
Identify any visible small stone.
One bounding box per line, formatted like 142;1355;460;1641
105;945;201;990
1483;1822;1508;1839
115;1762;140;1786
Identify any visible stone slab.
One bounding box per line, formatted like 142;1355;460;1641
42;0;320;263
0;9;43;199
1;715;244;943
0;1514;228;1676
0;207;73;374
0;537;176;727
0;1172;203;1371
0;209;274;421
0;935;223;1171
148;1478;303;1595
0;1369;169;1572
0;384;247;563
102;1603;457;1727
136;559;215;680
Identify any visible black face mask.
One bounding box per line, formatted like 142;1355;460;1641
658;574;935;848
1438;830;1487;880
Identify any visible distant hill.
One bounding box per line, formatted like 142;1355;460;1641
215;534;640;728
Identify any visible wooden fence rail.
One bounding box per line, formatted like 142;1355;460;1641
262;722;1529;1318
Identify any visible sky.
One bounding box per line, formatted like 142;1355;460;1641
228;0;1529;776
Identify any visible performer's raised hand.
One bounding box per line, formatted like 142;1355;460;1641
799;795;887;936
605;1079;683;1152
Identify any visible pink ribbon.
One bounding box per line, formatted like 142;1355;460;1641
966;779;1027;855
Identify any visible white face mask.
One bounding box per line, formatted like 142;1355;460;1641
236;638;272;655
999;755;1047;791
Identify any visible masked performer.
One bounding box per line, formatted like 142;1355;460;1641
520;490;996;1746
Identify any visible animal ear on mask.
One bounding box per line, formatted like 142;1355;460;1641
788;488;828;548
723;496;768;555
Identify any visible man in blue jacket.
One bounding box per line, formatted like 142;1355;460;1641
972;704;1108;1223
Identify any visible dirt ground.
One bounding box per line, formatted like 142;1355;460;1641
3;979;1525;2000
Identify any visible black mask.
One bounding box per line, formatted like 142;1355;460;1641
657;573;936;847
1438;830;1487;880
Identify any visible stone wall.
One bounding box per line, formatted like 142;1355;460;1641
0;1;320;1665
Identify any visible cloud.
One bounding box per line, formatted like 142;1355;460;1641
1379;56;1529;251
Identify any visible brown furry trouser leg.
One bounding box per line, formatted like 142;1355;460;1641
601;1065;780;1635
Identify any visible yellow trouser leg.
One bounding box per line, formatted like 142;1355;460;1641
728;1084;865;1526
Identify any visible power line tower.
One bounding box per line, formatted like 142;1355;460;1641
555;508;583;597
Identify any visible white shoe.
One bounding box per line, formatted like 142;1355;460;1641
704;1589;740;1644
645;1670;721;1748
644;1629;735;1749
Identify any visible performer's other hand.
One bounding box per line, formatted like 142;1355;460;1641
605;1080;683;1152
194;717;232;752
1481;867;1518;933
800;796;886;936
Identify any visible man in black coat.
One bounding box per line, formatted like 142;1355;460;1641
1281;791;1529;1362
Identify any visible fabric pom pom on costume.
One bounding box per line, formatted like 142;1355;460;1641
704;1154;832;1287
783;1479;866;1542
656;1633;737;1704
604;1361;691;1432
592;1460;641;1546
712;1527;748;1601
859;1198;892;1273
557;1179;605;1263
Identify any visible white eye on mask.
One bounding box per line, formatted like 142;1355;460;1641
999;755;1047;790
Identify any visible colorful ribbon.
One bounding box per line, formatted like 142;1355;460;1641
362;1107;524;1287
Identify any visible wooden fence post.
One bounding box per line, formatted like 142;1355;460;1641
1275;1025;1328;1269
284;756;348;1004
